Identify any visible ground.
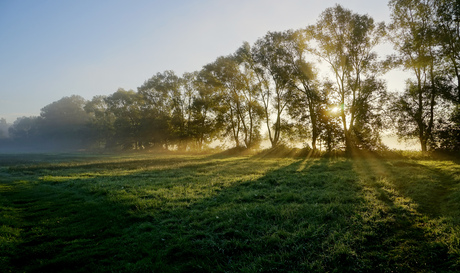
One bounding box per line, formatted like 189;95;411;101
1;152;460;272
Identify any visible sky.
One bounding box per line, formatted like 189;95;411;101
0;0;414;148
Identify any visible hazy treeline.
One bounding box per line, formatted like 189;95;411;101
1;2;459;153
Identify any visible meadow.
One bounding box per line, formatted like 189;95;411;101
1;151;460;272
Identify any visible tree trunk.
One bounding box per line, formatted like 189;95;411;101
309;102;318;151
341;106;352;155
420;138;427;152
344;130;352;156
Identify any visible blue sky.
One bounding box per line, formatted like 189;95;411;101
0;0;399;123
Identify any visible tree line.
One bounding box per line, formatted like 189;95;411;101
1;1;459;153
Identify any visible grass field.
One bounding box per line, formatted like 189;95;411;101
1;151;460;272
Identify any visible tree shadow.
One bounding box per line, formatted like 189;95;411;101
1;178;133;272
2;155;460;272
1;155;288;272
351;156;460;272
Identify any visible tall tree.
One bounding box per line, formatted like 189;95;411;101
278;30;323;151
138;70;183;149
193;71;225;150
201;51;263;149
433;0;460;103
234;43;264;149
308;4;386;153
251;32;297;147
432;0;460;151
389;0;442;152
180;71;200;149
201;56;244;147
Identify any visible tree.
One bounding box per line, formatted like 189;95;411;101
201;56;244;147
39;95;91;150
201;50;263;149
433;0;460;103
430;0;460;152
434;104;460;151
291;80;344;152
389;0;442;152
84;95;115;149
8;116;42;141
180;71;200;149
138;70;188;149
251;32;298;147
0;118;9;139
317;103;344;152
193;70;225;150
234;43;264;149
104;89;145;150
308;4;387;153
278;30;323;151
40;95;89;130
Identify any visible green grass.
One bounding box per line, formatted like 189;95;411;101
1;152;460;272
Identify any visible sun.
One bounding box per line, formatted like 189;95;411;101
330;106;341;114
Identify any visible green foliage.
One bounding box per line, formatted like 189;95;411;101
1;153;460;272
308;4;387;153
435;104;460;152
251;31;301;148
388;0;459;152
199;53;263;149
104;89;146;150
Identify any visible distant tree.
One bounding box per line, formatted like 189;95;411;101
8;116;42;141
104;89;145;150
309;81;344;152
308;4;387;153
84;95;115;149
39;95;91;150
0;118;9;139
40;95;88;126
317;105;344;152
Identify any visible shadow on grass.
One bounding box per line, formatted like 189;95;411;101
1;154;460;272
351;157;460;272
1;182;122;272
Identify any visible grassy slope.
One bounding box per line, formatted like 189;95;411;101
1;153;460;272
